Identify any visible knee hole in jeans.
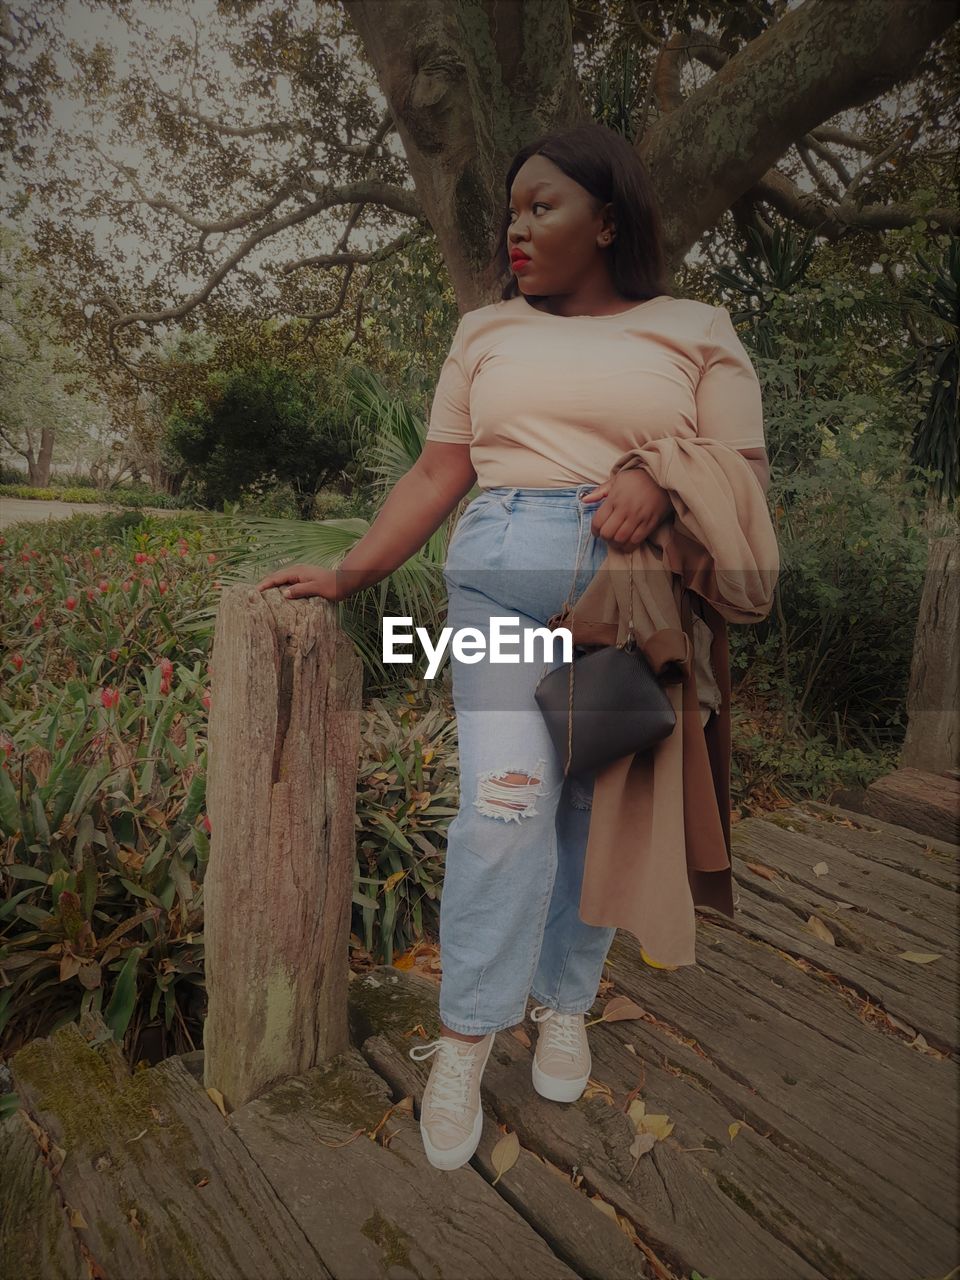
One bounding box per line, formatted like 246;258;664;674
473;758;547;822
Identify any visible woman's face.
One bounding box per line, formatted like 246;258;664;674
507;154;614;296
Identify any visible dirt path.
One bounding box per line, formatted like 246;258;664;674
0;497;196;530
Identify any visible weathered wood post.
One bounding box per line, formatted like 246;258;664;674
203;585;362;1110
864;536;960;842
900;536;959;774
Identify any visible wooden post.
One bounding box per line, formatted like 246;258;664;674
203;585;362;1110
901;536;959;774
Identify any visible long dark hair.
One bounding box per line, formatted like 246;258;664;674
489;123;672;304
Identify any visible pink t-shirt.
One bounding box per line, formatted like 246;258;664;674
426;293;766;488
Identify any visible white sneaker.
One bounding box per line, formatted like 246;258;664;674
408;1031;495;1170
530;1006;591;1102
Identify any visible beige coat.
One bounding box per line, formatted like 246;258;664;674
547;437;780;966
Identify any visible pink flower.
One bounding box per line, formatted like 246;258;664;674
11;654;23;671
100;687;120;709
160;678;171;696
158;580;168;594
109;648;119;661
99;579;109;593
159;657;173;679
202;815;211;835
134;552;148;565
202;689;211;710
121;579;132;592
92;546;102;558
23;584;33;596
178;548;189;558
86;588;95;601
21;551;30;562
65;596;77;610
207;553;217;564
32;612;43;630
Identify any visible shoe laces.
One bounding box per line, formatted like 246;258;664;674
531;1006;583;1057
408;1036;482;1115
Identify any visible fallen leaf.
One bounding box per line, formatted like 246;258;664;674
898;951;941;964
629;1131;656;1159
640;1114;674;1140
596;995;647;1024
205;1087;227;1117
728;1121;742;1141
627;1098;646;1128
744;860;778;880
491;1130;520;1185
804;915;835;945
590;1194;619;1220
627;1128;658;1177
887;1014;917;1037
812;861;829;877
69;1208;88;1229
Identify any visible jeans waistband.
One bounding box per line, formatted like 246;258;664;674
481;484;603;511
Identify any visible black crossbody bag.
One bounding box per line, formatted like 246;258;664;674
533;543;677;778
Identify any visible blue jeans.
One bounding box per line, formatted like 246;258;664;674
438;484;618;1035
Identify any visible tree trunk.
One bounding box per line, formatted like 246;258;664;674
203;585;362;1110
26;427;55;486
342;0;957;309
901;536;960;773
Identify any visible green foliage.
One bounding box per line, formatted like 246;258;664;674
163;359;358;516
0;482;183;508
0;513;464;1055
354;682;460;966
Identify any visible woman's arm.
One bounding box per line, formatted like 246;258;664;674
256;442;477;600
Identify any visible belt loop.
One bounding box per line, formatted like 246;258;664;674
499;487;518;512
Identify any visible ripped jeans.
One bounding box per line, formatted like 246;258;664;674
437;484;618;1035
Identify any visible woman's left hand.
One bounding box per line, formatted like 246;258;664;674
580;469;674;551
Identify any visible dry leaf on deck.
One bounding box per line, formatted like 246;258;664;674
491;1129;520;1185
205;1086;227;1117
597;995;647;1023
804;915;835;945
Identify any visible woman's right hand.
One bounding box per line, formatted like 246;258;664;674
255;564;347;602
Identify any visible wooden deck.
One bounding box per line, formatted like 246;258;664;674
4;797;958;1280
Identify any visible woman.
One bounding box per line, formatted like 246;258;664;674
257;123;769;1172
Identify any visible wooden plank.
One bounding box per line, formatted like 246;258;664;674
350;966;819;1280
228;1029;582;1280
361;1029;654;1280
598;919;959;1279
864;767;960;843
795;800;959;885
0;1110;86;1280
729;812;959;1051
9;1014;329;1280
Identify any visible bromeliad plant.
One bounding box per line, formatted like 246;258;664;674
354;681;460;967
1;512;464;1063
